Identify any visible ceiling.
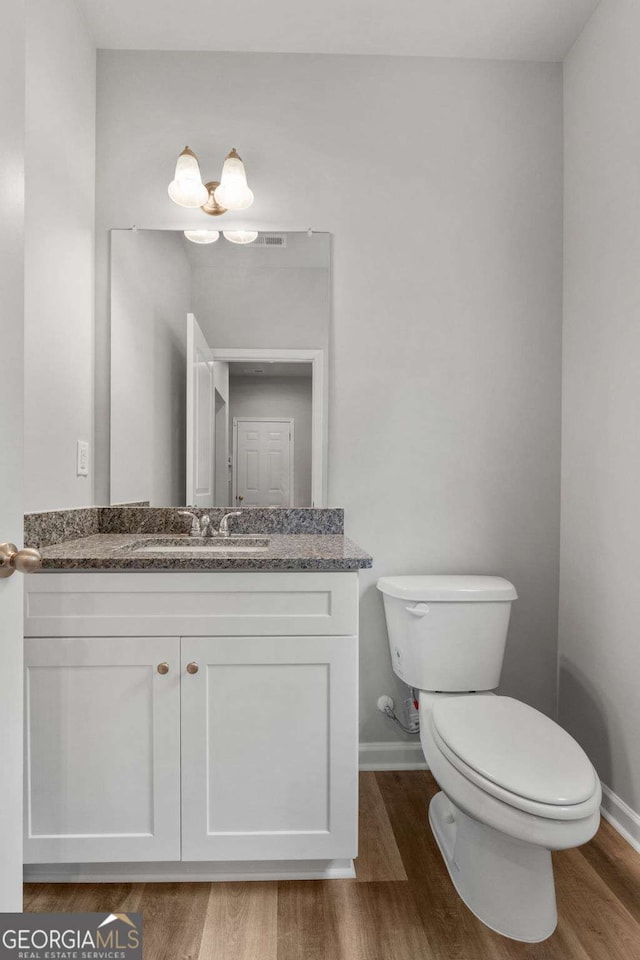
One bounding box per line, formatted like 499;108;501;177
79;0;599;62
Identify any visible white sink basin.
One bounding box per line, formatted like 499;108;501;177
127;537;270;555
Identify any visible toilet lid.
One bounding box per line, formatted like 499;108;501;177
432;696;597;806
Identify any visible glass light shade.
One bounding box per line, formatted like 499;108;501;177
184;230;220;244
168;146;209;208
223;230;258;245
213;149;254;211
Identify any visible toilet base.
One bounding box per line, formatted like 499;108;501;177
428;791;558;942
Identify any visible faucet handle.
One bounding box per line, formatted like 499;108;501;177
178;510;201;537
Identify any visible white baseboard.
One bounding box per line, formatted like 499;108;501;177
23;858;355;884
359;741;427;771
600;784;640;854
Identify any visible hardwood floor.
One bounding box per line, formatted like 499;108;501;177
23;771;640;959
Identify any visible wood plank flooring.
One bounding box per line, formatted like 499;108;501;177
23;771;640;960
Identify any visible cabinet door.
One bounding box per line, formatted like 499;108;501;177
24;637;181;863
181;635;358;862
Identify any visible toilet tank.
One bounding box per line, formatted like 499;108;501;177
377;576;517;692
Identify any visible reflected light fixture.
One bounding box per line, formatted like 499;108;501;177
184;230;220;244
223;230;258;245
168;147;209;208
168;145;255;216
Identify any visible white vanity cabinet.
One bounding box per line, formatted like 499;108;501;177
23;571;359;877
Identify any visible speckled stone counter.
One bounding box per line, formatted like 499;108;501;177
36;533;372;572
25;506;345;549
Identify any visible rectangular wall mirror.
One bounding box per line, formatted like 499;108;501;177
110;230;330;508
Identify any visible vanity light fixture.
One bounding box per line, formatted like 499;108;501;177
168;146;254;215
184;229;220;244
223;230;258;245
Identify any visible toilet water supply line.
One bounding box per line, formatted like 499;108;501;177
377;688;420;735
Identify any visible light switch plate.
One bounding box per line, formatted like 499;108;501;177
76;440;89;477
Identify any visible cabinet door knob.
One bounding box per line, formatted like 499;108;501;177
157;662;170;675
186;661;199;675
0;543;43;579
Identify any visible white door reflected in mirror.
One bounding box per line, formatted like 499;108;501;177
233;418;294;508
186;314;216;509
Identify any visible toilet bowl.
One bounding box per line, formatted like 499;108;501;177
377;575;601;942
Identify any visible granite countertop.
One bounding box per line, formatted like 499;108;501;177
37;533;373;572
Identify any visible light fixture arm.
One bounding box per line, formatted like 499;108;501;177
201;181;227;217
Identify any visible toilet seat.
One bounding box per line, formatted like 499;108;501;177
431;696;599;820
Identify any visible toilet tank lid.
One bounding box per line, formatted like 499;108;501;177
376;575;517;602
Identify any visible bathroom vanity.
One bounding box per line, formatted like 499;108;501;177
22;511;371;882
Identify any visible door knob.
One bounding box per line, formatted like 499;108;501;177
157;662;170;675
0;543;43;579
186;661;199;674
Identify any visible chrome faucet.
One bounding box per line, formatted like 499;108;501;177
178;510;211;538
178;510;201;536
217;511;242;538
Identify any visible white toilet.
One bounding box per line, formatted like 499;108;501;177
377;575;601;943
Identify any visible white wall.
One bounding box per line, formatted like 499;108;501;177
24;0;96;512
229;375;313;506
560;0;640;818
111;230;191;506
96;52;564;740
